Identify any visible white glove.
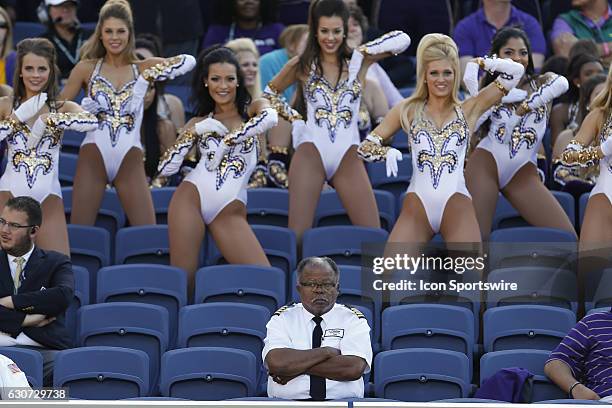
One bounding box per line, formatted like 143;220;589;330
128;75;150;114
361;30;411;56
386;147;403;177
481;56;525;92
80;97;102;114
194;117;229;137
205;140;231;172
143;54;197;82
601;136;612;157
27;116;47;149
501;88;528;104
463;61;480;98
524;74;569;110
348;49;364;83
292;119;307;150
14;93;47;122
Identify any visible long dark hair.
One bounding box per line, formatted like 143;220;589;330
563;52;603;104
481;27;534;90
13;38;60;108
191;46;251;119
577;72;607;126
135;34;164;179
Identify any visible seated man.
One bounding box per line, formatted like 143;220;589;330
263;256;372;400
0;196;73;386
544;308;612;402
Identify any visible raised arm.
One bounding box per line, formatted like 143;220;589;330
355;30;411;83
59;61;91;101
157;118;205;177
263;56;302;123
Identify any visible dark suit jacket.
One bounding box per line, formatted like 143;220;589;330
0;247;74;349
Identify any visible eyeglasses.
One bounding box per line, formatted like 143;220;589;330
299;281;338;291
0;218;35;232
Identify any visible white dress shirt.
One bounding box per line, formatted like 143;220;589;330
262;302;372;400
6;244;34;283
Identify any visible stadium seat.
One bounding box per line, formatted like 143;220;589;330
367;153;412;201
483;305;576;352
66;265;89;344
579;192;589;229
492;192;575;230
13;22;46;46
54;346;149;399
206;225;296;274
63;187;126;241
246;188;289;227
302;226;389;266
96;264;187;348
67;224;111;300
480;350;566;402
486;267;577;311
77;303;169;393
160;347;256;400
115;226;171;265
194;265;286;315
592;268;612;309
374;348;470;401
0;347;43;388
314;189;396;231
165;85;195;116
59;152;78;186
381;304;474;379
490;227;577;243
150;187;175;224
177;303;269;390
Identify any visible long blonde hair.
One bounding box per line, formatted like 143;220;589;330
0;7;13;59
590;64;612;124
400;34;461;130
226;38;262;99
80;0;137;62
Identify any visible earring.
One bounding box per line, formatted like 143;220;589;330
237;84;239;87
204;83;208;87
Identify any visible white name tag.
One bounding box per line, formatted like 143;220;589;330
324;329;344;338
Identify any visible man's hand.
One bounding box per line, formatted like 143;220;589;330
0;296;13;309
22;314;55;327
572;384;600;400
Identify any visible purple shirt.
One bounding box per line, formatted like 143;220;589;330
550;6;612;41
454;6;546;57
203;23;285;56
547;310;612;398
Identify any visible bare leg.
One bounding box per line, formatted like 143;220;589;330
38;195;70;256
208;200;271;266
465;148;500;241
502;163;577;237
114;147;156;226
70;144;107;225
579;194;612;244
439;194;482;243
388;193;435;243
332;146;380;228
288;143;326;246
267;118;291;148
168;181;205;297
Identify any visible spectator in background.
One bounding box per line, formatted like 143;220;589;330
540;55;569;76
203;0;285;56
0;6;14;89
40;0;93;82
135;34;185;187
551;0;612;64
259;24;308;103
453;0;546;76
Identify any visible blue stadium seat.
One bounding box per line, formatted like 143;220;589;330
63;187;126;241
302;226;389;266
177;303;269;391
206;225;296;274
290;265;381;350
96;264;187;348
165;85;194;116
61;130;85;155
54;346;149;399
592;268;612;309
492;192;575;230
374;348;470;401
587;307;611;316
390;128;410;154
67;224;110;300
150;187;175;224
483;305;576;352
490;227;577;243
486;267;577;311
77;303;169;393
480;350;566;402
13;22;46;46
314;189;396;231
194;265;286;315
436;398;507;403
160;347;256;400
59;152;78;186
367;153;412;201
382;304;474;380
66;265;89;344
579;192;589;229
0;347;43;388
246;188;289;227
115;225;176;265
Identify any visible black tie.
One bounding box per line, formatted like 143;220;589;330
310;316;326;400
